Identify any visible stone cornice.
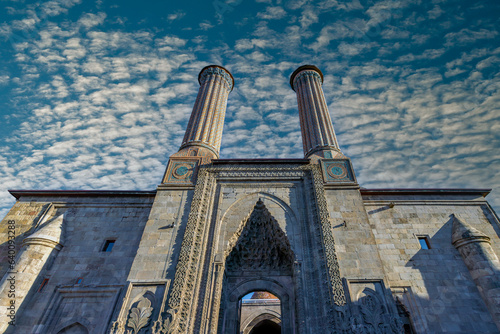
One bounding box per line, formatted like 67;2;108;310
22;237;63;250
198;65;234;91
212;158;310;165
290;64;324;90
9;189;157;200
360;188;491;197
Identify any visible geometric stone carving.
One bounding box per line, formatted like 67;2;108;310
162;158;200;185
320;159;356;184
308;165;347;306
225;199;294;275
161;164;348;333
164;168;216;334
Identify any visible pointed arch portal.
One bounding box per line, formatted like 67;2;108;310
218;199;296;333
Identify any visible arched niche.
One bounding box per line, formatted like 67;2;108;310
56;322;89;334
218;192;302;260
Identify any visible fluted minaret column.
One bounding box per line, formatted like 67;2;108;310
162;65;233;184
290;65;344;159
180;65;234;159
451;214;500;330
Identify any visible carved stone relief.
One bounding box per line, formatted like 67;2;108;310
307;165;347;306
126;297;153;334
162;164;347;333
341;280;404;334
109;282;169;334
164;168;215;333
225;199;294;275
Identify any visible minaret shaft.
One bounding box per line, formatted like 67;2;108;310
162;65;233;185
180;66;233;157
291;65;342;159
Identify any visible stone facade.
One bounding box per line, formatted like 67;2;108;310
1;65;499;333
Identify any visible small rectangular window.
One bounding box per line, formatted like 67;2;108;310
38;278;49;292
417;236;430;249
102;240;115;252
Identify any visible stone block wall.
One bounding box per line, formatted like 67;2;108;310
0;201;51;278
325;188;386;280
363;191;500;333
0;192;154;334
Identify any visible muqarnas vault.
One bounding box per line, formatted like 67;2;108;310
1;65;500;334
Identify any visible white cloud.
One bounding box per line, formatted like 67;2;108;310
199;21;214;30
78;12;106;29
257;6;287;20
167;12;186;21
0;0;499;218
427;5;443;19
0;75;9;85
309;19;367;51
445;28;498;47
299;7;318;28
395;48;445;63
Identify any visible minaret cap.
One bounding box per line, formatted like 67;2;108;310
290;65;324;91
198;64;235;91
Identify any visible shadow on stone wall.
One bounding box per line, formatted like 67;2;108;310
481;204;500;239
405;216;499;333
1;211;64;333
0;203;51;279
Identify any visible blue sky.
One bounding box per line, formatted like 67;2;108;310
0;0;499;218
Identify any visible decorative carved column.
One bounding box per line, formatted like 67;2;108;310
162;65;234;185
451;214;500;331
290;65;344;160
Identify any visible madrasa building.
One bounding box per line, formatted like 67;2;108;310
1;65;499;334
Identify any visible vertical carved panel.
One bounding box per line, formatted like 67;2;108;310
165;168;215;334
307;165;347;306
346;280;404;334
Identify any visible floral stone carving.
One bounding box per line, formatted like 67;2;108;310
126;297;153;334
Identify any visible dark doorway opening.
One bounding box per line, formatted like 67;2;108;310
249;319;281;334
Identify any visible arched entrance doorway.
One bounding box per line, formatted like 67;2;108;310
240;291;281;334
249;319;281;334
219;200;296;333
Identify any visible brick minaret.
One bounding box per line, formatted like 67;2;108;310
180;65;234;159
290;65;344;160
162;65;234;184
